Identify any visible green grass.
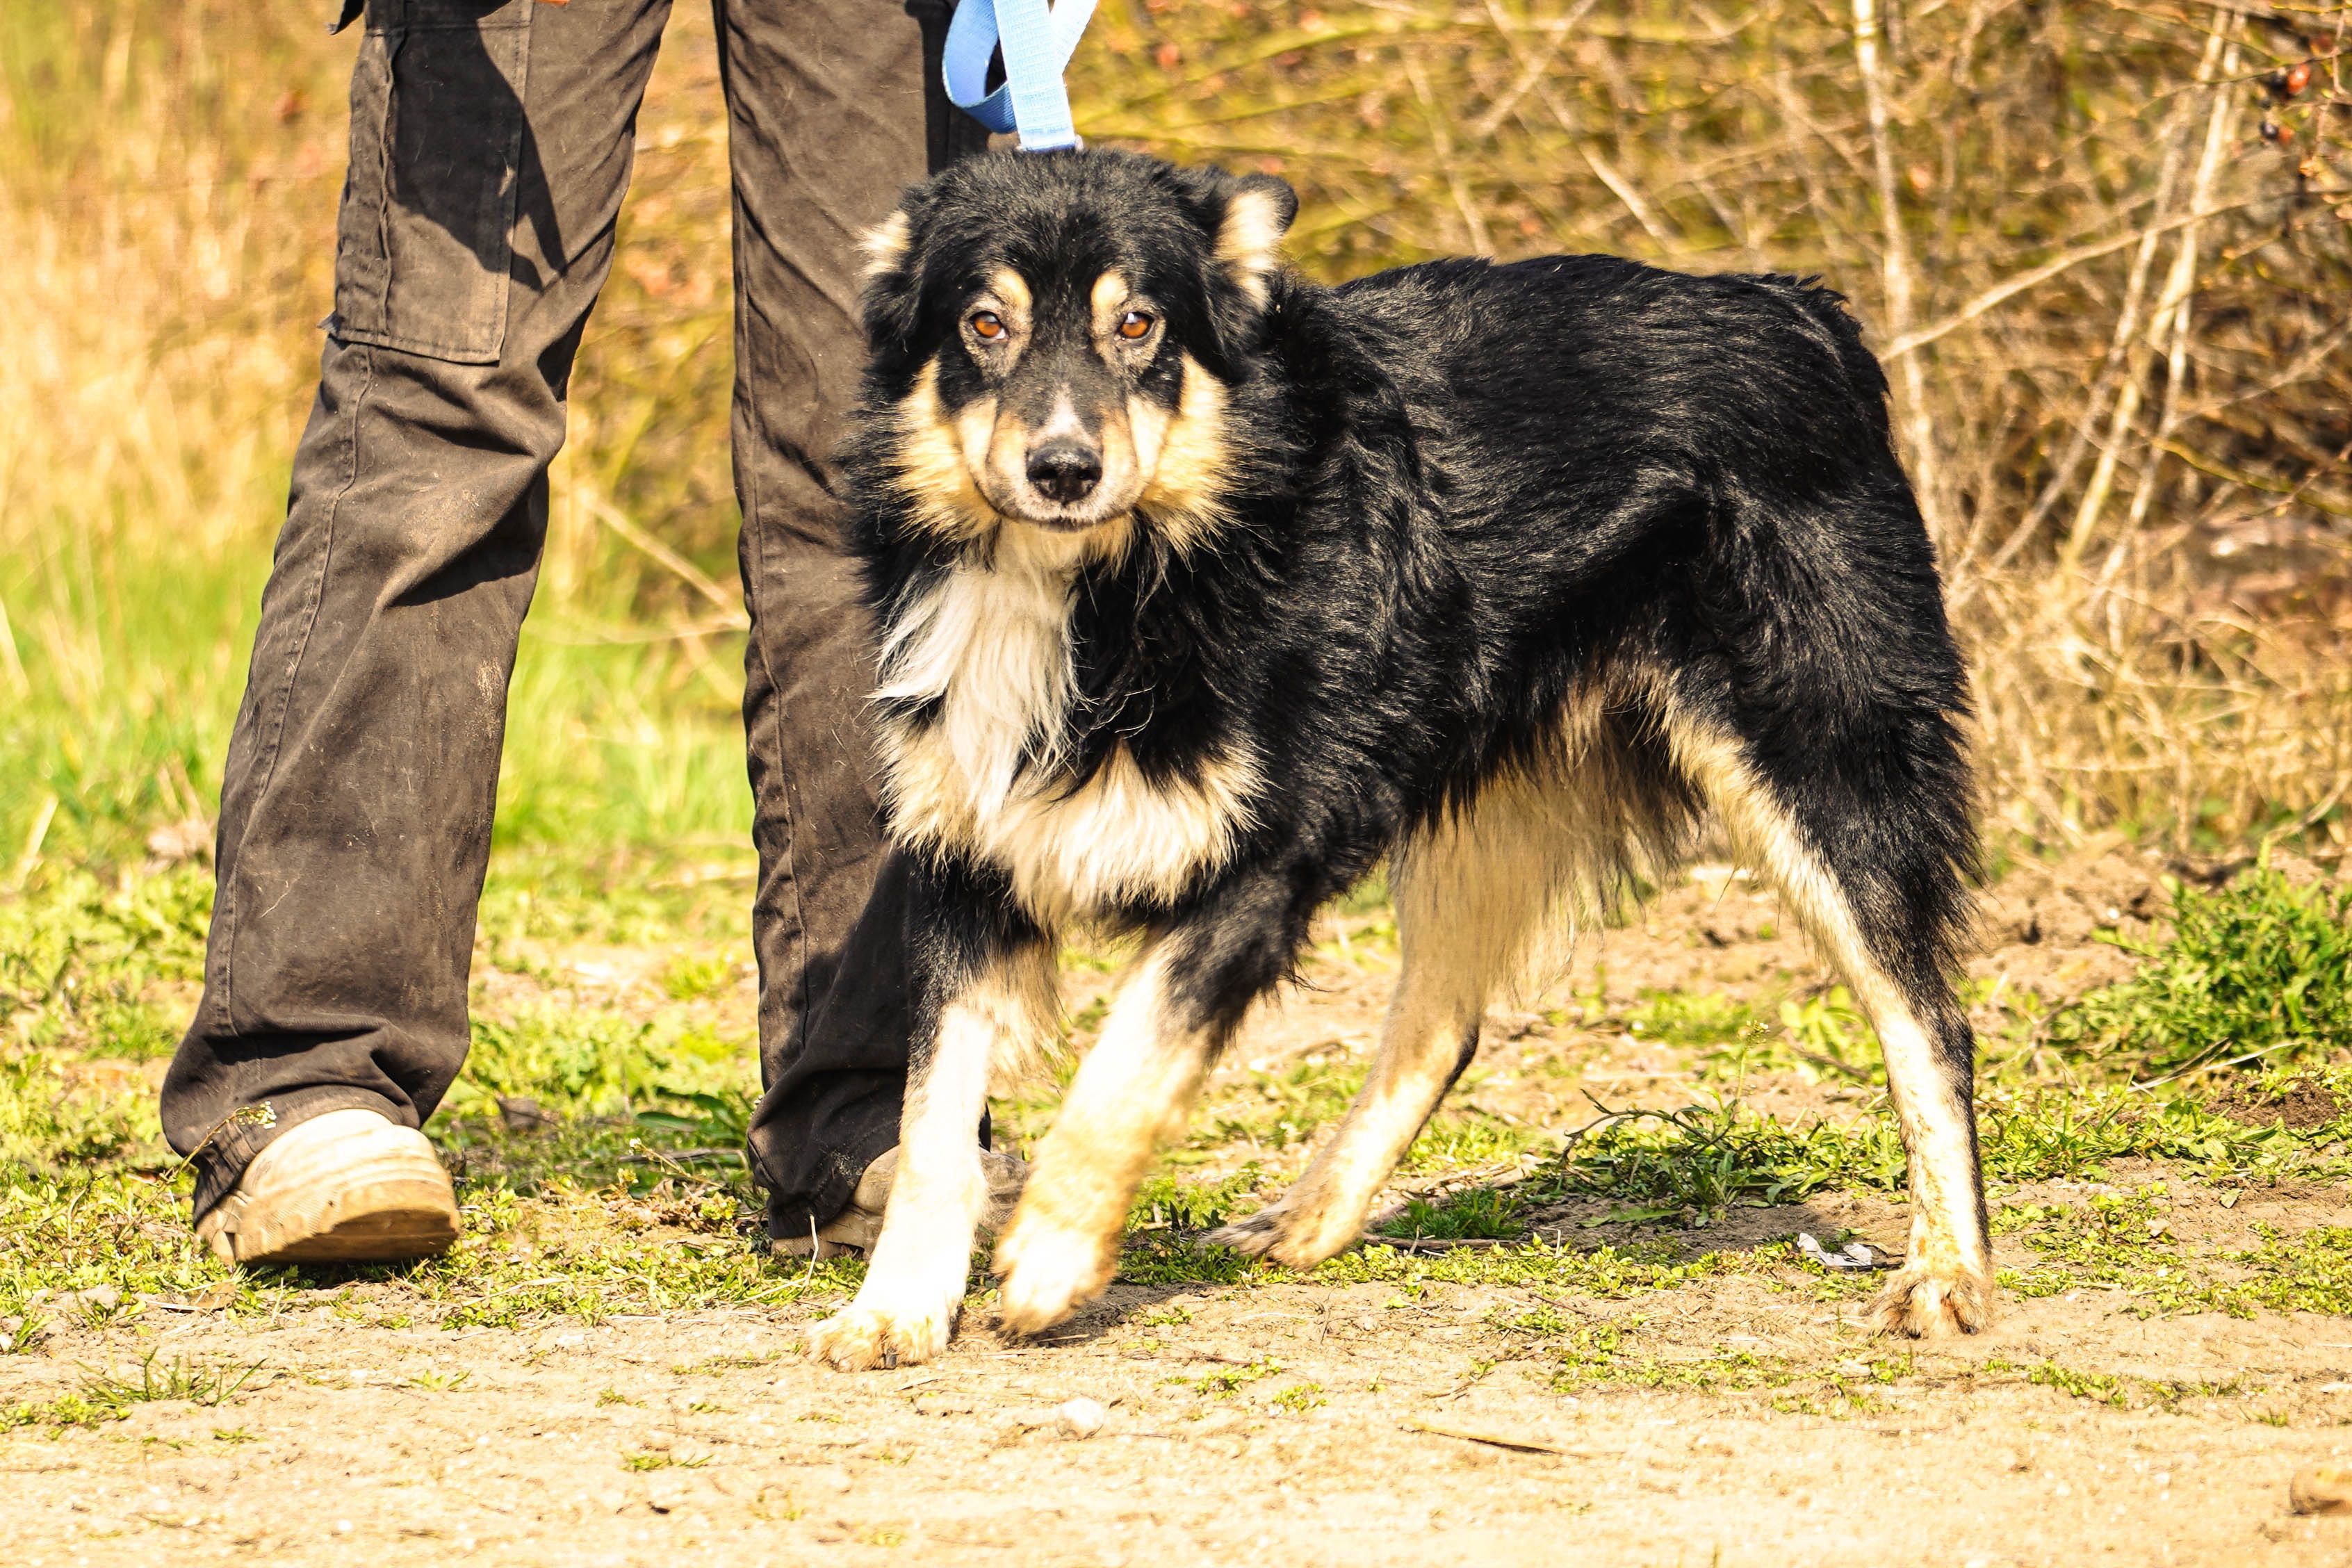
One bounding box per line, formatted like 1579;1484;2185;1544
1993;1184;2352;1319
1377;1187;1526;1241
4;843;2350;1334
454;1006;753;1127
1633;867;2352;1095
1198;1059;1368;1151
1632;989;1888;1088
1191;1056;1542;1173
3;1350;270;1434
1542;1100;1907;1219
623;1450;711;1472
1170;1356;1285;1400
3;546;755;875
0;844;828;1333
2026;1359;2255;1413
1128;1167;1264;1232
1487;1310;1926;1410
2045;865;2352;1079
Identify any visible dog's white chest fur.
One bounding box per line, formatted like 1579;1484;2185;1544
874;537;1256;919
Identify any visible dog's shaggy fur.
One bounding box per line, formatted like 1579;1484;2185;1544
806;150;1991;1372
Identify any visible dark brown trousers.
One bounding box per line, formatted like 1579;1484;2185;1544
161;0;983;1234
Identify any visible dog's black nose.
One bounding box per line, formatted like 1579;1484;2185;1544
1026;441;1102;504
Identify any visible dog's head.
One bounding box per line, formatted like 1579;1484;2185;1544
856;151;1296;552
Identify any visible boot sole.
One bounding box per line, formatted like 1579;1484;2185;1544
211;1140;460;1265
234;1179;461;1263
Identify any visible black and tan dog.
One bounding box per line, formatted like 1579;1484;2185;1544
806;150;1989;1371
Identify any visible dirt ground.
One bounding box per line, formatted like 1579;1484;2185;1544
7;849;2350;1567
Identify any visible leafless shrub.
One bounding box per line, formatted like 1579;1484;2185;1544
1079;0;2352;853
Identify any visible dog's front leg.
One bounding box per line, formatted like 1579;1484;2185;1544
996;890;1302;1335
808;873;1051;1372
993;942;1216;1335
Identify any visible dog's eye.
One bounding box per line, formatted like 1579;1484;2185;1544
970;311;1006;341
1117;310;1154;341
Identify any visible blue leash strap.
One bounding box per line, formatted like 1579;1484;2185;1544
942;0;1097;152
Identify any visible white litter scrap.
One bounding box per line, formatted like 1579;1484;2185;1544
1054;1397;1107;1439
1797;1232;1887;1271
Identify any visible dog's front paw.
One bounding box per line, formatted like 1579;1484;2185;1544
993;1216;1119;1337
807;1296;956;1372
1202;1205;1288;1257
1202;1200;1356;1270
1867;1263;1995;1338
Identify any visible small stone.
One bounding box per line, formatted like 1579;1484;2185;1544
2290;1465;2352;1516
1054;1396;1107;1439
913;1393;976;1417
497;1095;550;1131
145;817;213;865
61;1285;123;1318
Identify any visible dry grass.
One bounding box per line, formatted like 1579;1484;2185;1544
1;0;2347;866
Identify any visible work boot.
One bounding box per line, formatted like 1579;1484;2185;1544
195;1108;460;1266
771;1145;1028;1259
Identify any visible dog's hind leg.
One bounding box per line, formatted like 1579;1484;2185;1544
995;879;1310;1334
1207;781;1569;1269
1659;694;1992;1337
808;875;1056;1372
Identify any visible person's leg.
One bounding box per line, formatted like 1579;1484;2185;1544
163;0;676;1243
717;0;989;1240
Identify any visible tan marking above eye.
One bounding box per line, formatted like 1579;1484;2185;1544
1089;270;1129;317
991;268;1034;315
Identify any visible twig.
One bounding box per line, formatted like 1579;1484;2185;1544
1523;67;1682;255
0;591;28;701
581;493;747;626
2065;14;2239;568
1852;0;1945;538
1403;51;1493;256
1993;26;2217;572
2155;440;2352;521
10;793;58;888
2129;1038;2303;1093
1399;1417;1591;1457
156;1103;278;1188
2124;18;2244;544
1364;1234;1513;1252
1467;0;1596;142
1879;198;2271;365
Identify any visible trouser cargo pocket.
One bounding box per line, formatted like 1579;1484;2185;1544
330;0;533;364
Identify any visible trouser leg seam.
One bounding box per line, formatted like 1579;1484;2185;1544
215;346;378;1034
718;31;816;1074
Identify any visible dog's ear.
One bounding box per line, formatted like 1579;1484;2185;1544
859;209;913;283
1214;173;1297;308
858;205;924;358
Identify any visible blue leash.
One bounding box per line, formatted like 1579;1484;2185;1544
942;0;1097;152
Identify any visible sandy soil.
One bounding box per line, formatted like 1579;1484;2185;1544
7;848;2349;1567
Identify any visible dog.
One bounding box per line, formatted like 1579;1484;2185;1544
805;149;1990;1372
